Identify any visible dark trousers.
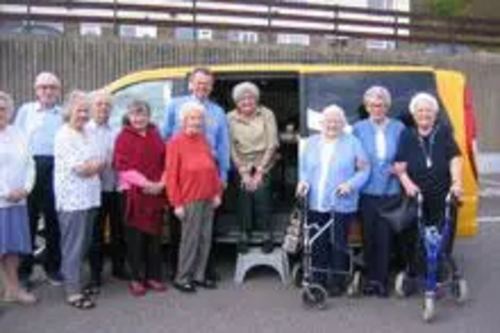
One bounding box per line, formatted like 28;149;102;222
88;191;126;282
19;156;61;279
126;227;162;281
237;174;272;241
168;209;181;281
309;210;353;289
360;194;393;288
399;195;458;276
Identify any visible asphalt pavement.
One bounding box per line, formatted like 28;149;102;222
1;177;500;333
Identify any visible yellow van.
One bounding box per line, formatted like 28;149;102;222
105;64;478;239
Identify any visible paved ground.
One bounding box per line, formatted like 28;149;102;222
2;177;500;333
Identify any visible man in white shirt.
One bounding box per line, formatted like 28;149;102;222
86;90;127;290
14;72;64;288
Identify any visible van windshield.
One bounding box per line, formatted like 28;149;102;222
302;71;450;135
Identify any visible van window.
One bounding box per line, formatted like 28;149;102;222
302;71;451;135
111;78;186;129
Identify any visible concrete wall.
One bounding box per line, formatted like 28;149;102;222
1;35;499;160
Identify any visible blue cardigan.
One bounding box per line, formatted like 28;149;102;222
353;118;405;196
299;133;370;213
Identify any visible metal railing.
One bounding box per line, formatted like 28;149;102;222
1;0;500;48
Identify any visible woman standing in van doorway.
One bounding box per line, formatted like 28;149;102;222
395;92;463;284
227;82;279;254
297;104;369;296
353;86;405;297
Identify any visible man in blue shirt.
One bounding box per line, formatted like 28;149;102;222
163;68;229;289
162;68;230;183
14;72;64;288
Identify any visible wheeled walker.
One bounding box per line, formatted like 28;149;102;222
291;198;361;310
394;193;468;322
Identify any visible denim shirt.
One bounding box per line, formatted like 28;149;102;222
353;118;405;196
162;95;230;182
299;133;370;213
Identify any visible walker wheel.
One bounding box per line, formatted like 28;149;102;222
422;295;436;323
452;278;469;304
301;284;328;310
346;271;362;297
292;263;303;288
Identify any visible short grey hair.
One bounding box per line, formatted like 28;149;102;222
322;104;347;126
126;99;150;115
363;86;392;108
0;91;15;120
232;81;260;103
34;71;61;89
409;92;439;115
62;90;89;122
179;101;205;124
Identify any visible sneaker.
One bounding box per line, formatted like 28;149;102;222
46;272;64;286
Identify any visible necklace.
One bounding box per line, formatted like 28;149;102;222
416;126;438;169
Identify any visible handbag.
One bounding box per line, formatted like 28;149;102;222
379;194;418;233
282;206;303;254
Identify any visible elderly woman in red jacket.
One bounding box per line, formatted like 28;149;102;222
165;101;222;293
114;99;166;296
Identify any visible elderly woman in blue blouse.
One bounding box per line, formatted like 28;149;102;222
353;86;405;297
0;91;37;304
297;104;370;296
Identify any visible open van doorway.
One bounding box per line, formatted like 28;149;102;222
211;72;300;243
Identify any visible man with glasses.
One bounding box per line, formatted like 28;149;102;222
14;72;64;289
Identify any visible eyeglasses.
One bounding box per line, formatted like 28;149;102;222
37;85;59;90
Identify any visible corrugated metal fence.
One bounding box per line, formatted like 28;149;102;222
1;35;499;151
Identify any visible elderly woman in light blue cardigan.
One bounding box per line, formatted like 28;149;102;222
353;86;405;297
297;104;369;296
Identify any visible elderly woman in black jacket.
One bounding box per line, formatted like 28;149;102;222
395;92;463;282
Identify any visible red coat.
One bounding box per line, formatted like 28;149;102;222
114;125;165;235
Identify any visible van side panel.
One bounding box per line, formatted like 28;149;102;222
435;71;478;237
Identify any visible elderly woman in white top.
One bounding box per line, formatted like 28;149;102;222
297;104;369;296
0;91;37;304
54;91;104;310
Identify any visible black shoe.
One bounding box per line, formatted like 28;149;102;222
362;283;377;297
261;239;274;254
193;279;217;289
173;282;196;293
